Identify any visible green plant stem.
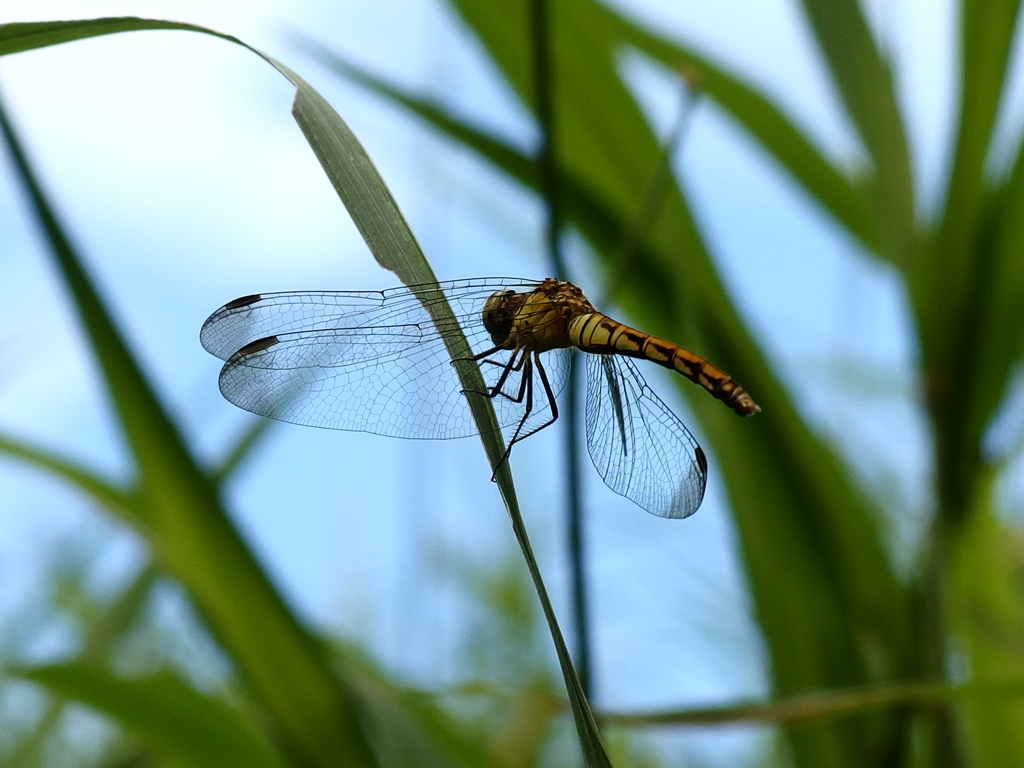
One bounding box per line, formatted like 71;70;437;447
599;678;1024;728
528;0;591;698
601;79;697;307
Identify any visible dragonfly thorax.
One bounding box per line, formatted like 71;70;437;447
482;279;598;352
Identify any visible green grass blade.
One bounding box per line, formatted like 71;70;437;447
928;0;1022;314
332;7;914;744
601;679;1024;727
280;33;612;768
301;42;538;184
795;0;915;263
0;23;378;767
975;139;1024;423
916;0;1024;457
2;15;609;767
427;3;913;765
943;156;1024;477
0;430;133;517
0;18;221;53
948;472;1024;766
5;566;157;768
584;0;879;256
16;664;286;768
212;417;275;485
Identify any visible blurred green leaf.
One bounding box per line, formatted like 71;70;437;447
947;0;1022;219
601;678;1024;727
330;2;913;764
1;16;608;767
973;139;1024;436
796;0;914;264
5;566;158;768
921;0;1023;356
338;648;500;768
281;21;610;765
948;471;1024;765
211;416;275;484
913;3;1024;517
1;21;377;768
924;124;1024;502
17;663;286;768
0;431;133;518
582;0;879;255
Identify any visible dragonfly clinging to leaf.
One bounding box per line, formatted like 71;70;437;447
201;277;759;519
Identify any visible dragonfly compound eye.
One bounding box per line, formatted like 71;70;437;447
481;289;520;347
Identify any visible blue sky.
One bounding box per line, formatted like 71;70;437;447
2;0;1004;763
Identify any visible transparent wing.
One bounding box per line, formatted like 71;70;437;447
200;278;570;440
584;354;707;519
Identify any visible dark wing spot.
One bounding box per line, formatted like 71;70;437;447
225;294;262;310
237;335;279;356
695;445;708;477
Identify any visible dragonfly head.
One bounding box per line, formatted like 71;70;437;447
481;288;524;347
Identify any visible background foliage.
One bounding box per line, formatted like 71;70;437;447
2;1;1024;766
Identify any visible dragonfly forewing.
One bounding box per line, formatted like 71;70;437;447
201;279;570;440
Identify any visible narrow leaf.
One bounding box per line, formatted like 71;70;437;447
285;27;612;768
0;430;133;517
584;0;879;255
947;473;1024;765
916;0;1024;468
2;15;609;767
601;679;1024;727
211;416;275;484
929;0;1023;296
5;566;157;768
796;0;915;263
427;3;914;765
17;664;286;768
0;22;378;768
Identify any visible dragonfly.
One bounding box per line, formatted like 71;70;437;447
201;277;759;519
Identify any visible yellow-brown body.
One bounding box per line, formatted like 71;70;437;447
482;278;759;417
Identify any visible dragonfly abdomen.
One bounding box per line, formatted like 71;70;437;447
568;313;759;416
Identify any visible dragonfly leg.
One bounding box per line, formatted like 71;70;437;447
454;343;516;397
490;352;561;481
509;352;559;444
505;355;536;447
460;347;529;402
453;344;503;363
487;351;530;403
490;356;536;478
